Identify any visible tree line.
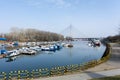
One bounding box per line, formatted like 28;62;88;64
102;28;120;43
103;35;120;43
0;27;64;42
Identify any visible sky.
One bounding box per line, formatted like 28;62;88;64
0;0;120;38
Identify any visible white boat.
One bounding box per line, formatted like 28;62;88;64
7;50;20;57
88;39;101;47
21;47;37;55
64;43;73;48
41;45;56;51
29;46;41;52
61;43;66;46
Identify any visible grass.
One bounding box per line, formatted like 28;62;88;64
91;75;120;80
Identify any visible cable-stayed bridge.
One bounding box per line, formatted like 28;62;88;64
60;25;101;40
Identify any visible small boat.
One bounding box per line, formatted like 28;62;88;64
64;43;73;48
68;44;73;47
0;46;7;58
6;50;20;57
88;41;94;47
94;40;101;46
21;47;37;55
41;46;50;51
41;45;56;52
28;46;41;52
88;39;101;47
0;49;7;54
54;43;62;50
49;45;56;51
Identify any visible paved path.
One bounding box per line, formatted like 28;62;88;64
34;43;120;80
34;69;120;80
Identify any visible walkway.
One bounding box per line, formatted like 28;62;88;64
34;69;120;80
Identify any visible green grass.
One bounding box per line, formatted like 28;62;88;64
91;75;120;80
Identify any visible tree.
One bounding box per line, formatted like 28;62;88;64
3;27;64;42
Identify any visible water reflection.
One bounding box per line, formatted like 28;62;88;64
6;56;17;62
0;41;106;73
68;48;72;57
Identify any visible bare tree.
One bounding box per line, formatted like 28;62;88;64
4;27;64;42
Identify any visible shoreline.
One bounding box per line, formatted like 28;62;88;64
33;43;120;80
0;42;118;80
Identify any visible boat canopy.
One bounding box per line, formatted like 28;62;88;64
0;38;6;41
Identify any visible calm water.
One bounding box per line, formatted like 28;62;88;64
0;41;106;73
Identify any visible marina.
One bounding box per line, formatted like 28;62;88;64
0;0;120;79
0;41;106;74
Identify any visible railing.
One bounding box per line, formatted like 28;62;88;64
0;60;103;80
0;44;111;80
0;72;6;80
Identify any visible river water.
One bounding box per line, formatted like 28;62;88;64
0;41;106;73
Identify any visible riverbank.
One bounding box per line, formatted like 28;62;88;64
33;43;120;80
86;43;120;72
84;43;120;80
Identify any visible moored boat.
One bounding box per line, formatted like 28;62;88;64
88;39;101;47
64;43;73;48
6;50;20;57
21;47;37;55
28;46;41;52
41;45;56;52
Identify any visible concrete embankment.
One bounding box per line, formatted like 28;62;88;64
86;43;120;71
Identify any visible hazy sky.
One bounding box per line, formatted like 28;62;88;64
0;0;120;37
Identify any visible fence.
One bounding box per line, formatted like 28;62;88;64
0;72;6;80
0;44;111;80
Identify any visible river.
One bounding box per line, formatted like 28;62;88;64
0;41;106;73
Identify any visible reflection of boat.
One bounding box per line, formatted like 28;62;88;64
6;56;17;62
